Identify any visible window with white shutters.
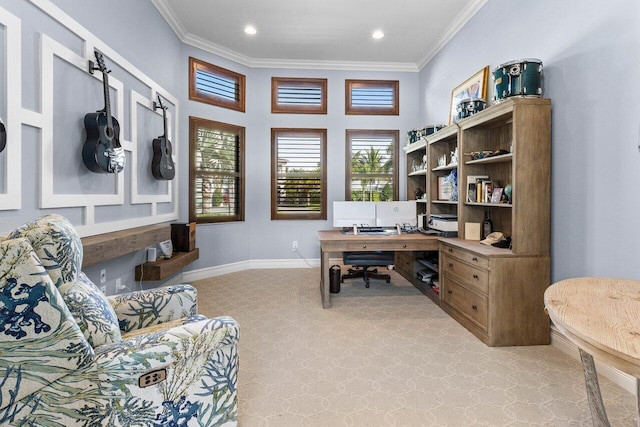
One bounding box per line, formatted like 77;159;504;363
346;129;399;201
189;57;245;112
271;129;327;220
345;80;399;115
272;77;327;114
189;117;245;223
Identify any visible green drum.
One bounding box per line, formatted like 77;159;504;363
493;58;543;103
455;98;486;122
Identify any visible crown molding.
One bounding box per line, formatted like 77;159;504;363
152;0;484;73
417;0;488;69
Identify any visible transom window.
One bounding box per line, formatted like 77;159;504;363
189;117;245;223
271;129;327;220
271;77;327;114
345;79;399;115
189;57;246;112
346;129;399;201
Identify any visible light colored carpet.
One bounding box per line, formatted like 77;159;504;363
193;267;636;426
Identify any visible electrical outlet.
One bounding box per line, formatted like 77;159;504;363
292;240;298;251
115;278;125;291
99;285;107;294
100;269;106;284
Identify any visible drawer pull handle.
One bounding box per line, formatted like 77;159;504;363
472;305;478;310
447;290;453;294
403;244;406;248
362;244;366;248
473;274;479;279
448;263;453;268
448;248;453;252
472;257;478;261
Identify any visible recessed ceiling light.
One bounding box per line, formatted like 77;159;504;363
372;30;384;39
244;25;257;35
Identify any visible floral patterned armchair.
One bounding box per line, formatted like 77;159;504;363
0;215;239;426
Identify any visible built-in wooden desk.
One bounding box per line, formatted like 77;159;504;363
317;230;439;308
545;277;640;426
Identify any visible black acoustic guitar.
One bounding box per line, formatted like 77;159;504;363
82;50;125;174
151;96;175;180
0;117;6;153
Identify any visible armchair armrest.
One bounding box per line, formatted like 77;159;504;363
93;316;239;400
107;284;198;333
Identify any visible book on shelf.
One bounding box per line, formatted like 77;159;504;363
467;175;488;203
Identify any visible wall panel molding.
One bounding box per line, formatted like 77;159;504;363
0;6;22;210
3;0;182;237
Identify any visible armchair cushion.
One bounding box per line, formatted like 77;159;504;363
9;215;121;347
60;271;122;347
8;214;82;288
0;237;93;410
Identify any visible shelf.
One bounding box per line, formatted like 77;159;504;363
417;258;439;272
465;202;512;208
432;200;457;205
81;224;170;267
416;199;427;203
404;139;427;153
465;153;513;165
432;163;458;172
135;248;199;281
408;169;428;176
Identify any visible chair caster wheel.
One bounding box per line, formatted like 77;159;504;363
365;282;370;288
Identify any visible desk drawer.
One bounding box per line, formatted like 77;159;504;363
443;277;488;332
442;254;488;294
440;243;489;269
345;241;423;251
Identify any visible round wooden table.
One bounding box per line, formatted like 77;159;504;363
545;277;640;427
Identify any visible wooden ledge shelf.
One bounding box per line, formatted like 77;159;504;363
135;248;199;281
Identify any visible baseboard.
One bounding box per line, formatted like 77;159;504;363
182;258;320;282
551;325;636;395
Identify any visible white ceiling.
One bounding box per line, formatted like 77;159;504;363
151;0;487;71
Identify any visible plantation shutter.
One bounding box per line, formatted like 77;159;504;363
345;80;399;115
347;130;399;201
271;78;327;114
190;117;245;223
272;129;327;220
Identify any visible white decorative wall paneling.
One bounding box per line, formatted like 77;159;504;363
3;0;182;236
0;6;22;210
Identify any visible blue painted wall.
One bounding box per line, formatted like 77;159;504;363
418;0;640;281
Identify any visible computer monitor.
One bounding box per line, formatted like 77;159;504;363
332;201;376;227
375;201;418;227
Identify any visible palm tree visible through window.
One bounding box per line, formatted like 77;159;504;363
346;130;399;201
189;117;245;223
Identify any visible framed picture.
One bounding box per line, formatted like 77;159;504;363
491;187;503;203
438;176;453;201
449;66;489;124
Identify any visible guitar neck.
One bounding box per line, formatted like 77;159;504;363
102;71;113;131
162;107;168;139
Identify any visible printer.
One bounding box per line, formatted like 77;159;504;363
428;214;458;232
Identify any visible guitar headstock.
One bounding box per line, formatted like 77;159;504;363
154;95;167;112
89;50;110;75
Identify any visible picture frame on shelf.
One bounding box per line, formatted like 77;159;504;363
438;176;453;201
449;66;489;124
491;187;503;203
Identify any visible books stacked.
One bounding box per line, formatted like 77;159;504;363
467;175;508;204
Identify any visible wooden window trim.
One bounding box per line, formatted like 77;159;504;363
271;77;328;114
189;116;245;224
345;79;399;115
345;129;399;201
271;128;327;220
189;57;246;112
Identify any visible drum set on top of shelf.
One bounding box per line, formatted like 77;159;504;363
407;58;544;146
455;58;544;122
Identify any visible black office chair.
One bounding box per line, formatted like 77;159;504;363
341;251;395;288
